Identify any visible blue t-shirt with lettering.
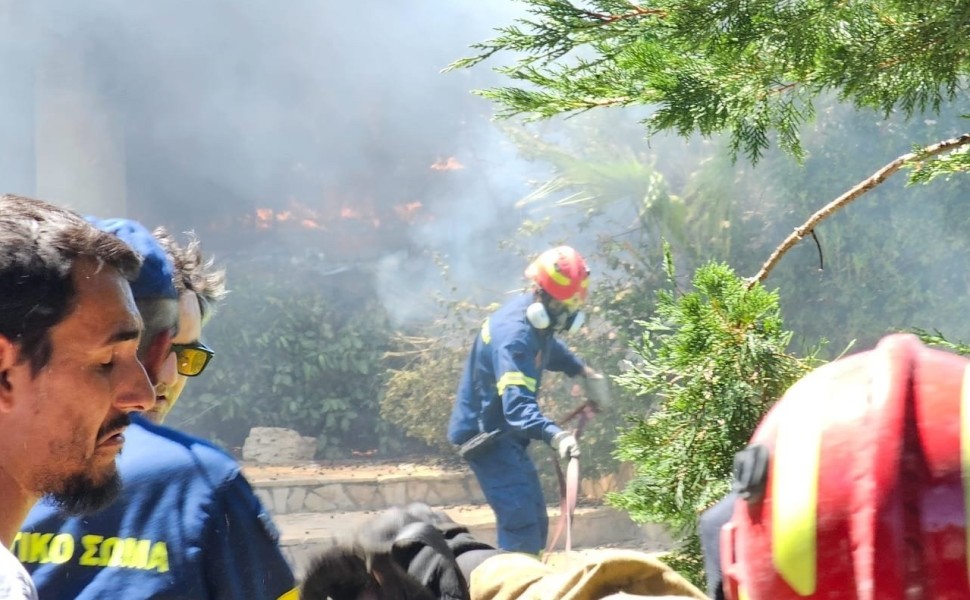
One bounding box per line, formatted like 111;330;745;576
17;416;297;599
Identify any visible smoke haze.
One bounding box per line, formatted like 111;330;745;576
4;1;970;452
0;0;555;326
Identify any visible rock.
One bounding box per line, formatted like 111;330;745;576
243;427;317;464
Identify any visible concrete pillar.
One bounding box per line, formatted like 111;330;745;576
0;0;36;195
34;41;126;216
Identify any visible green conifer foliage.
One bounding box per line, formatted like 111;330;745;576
608;247;822;583
449;0;970;168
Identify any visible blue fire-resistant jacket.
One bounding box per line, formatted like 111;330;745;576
447;293;585;447
17;415;297;600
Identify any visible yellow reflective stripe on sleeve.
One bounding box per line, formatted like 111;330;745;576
277;587;300;600
496;371;537;394
960;365;970;583
771;389;820;596
481;318;491;345
737;586;750;600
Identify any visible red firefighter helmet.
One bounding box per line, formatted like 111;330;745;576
524;246;590;311
721;333;970;600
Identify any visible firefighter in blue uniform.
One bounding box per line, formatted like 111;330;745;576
447;246;599;554
18;220;297;599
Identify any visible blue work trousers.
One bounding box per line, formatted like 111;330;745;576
466;436;548;554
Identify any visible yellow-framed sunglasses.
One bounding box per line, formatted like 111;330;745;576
171;342;215;377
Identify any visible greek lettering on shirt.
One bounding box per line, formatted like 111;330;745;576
12;532;170;573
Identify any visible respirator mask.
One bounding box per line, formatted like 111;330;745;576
526;296;585;334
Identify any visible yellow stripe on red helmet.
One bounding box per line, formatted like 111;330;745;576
771;380;821;596
541;256;572;287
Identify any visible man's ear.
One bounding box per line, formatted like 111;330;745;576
0;335;20;412
140;329;173;384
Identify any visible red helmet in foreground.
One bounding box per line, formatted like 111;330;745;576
722;333;970;600
525;246;590;311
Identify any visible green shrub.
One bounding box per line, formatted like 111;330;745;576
381;325;476;455
170;257;416;459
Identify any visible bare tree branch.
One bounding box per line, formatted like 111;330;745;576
747;131;970;288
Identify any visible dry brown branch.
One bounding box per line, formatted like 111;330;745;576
747;131;970;288
579;96;633;107
580;4;667;24
766;82;797;97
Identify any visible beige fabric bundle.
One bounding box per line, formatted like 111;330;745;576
470;549;709;600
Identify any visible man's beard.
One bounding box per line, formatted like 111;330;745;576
46;469;123;515
40;413;130;515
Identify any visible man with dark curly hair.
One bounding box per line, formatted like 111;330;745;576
0;196;155;600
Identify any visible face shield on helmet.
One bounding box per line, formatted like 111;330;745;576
524;246;590;333
721;333;970;600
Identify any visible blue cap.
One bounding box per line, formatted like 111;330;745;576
87;217;178;300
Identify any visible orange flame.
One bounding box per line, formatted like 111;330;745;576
430;156;464;171
393;201;424;223
255;208;274;229
339;205;381;228
249;195;418;233
253;206;326;230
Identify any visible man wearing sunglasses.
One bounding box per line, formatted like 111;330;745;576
19;219;298;599
147;230;217;424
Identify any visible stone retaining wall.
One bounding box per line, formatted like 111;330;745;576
254;472;487;515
